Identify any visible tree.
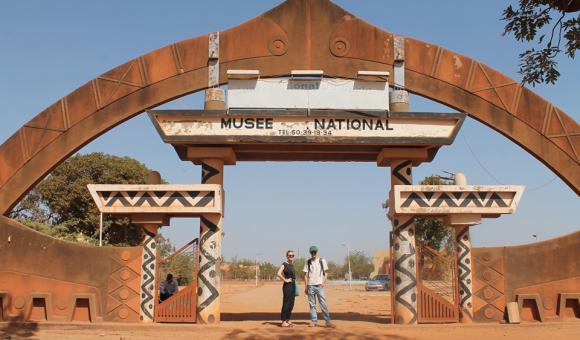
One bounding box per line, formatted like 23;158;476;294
343;250;374;279
326;260;345;280
383;175;455;252
501;0;580;86
259;262;278;280
414;176;455;252
156;236;197;286
10;152;156;246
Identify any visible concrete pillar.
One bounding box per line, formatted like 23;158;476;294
390;159;418;324
204;88;225;110
389;90;410;112
196;159;224;324
455;225;474;323
139;224;160;322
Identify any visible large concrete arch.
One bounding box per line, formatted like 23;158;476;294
0;0;578;214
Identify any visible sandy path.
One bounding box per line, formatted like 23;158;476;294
1;281;578;339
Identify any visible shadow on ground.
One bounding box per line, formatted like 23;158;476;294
222;326;409;340
0;321;39;339
221;312;391;324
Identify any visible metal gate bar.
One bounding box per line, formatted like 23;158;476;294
154;238;199;323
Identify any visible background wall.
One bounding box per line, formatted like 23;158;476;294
0;217;143;322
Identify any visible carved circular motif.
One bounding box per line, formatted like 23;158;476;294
483;307;495;319
330;37;350;57
268;36;288;56
483;287;494;300
120;269;131;281
14;297;25;309
119;288;130;300
407;228;414;237
411;293;416;302
208;314;216;324
482;253;491;262
121;250;131;261
57;298;68;310
118;307;129;319
482;270;493;282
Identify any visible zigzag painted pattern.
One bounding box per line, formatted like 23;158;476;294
197;216;220;320
401;191;511;208
457;226;473;321
139;229;157;321
393;216;418;324
101;190;215;208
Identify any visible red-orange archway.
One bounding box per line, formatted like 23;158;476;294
0;0;578;214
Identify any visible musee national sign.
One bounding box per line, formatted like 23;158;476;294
148;110;464;145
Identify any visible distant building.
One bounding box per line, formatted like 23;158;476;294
370;249;390;278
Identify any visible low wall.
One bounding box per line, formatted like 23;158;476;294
472;230;580;322
0;216;143;322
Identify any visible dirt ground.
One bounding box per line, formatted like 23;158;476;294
1;281;579;340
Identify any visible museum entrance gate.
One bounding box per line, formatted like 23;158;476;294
416;244;459;323
154;238;200;323
87;69;524;324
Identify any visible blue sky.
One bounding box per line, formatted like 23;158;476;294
1;1;578;264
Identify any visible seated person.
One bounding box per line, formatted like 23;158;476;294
159;273;179;302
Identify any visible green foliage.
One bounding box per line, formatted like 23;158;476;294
415;175;454;252
156;236;196;286
223;258;257;280
501;0;579;86
326;260;345;280
10;152;156;246
343;250;373;279
383;175;455;252
293;257;306;278
259;262;278;280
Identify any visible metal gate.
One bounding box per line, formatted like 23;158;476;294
416;245;459;323
154;238;199;323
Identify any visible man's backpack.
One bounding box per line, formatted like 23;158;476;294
307;258;326;276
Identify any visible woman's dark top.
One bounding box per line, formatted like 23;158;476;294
282;262;296;284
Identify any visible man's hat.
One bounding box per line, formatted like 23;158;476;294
309;246;318;253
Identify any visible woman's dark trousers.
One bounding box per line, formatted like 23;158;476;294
281;283;295;321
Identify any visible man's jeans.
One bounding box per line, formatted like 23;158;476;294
307;285;331;325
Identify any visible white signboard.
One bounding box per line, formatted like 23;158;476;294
228;78;389;111
156;114;461;142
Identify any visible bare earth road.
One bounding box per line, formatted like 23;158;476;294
1;282;579;339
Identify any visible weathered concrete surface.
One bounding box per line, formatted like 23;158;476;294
472;230;580;323
0;216;143;322
0;0;578;216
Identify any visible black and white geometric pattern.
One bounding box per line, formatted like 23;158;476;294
392;160;413;185
202;163;220;183
101;190;215;208
197;161;222;324
140;228;157;321
393;216;418;324
196;216;220;322
456;226;473;322
400;191;510;209
390;159;418;325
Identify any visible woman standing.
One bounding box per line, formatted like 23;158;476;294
277;250;296;327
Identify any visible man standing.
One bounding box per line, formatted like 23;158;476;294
303;246;335;328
